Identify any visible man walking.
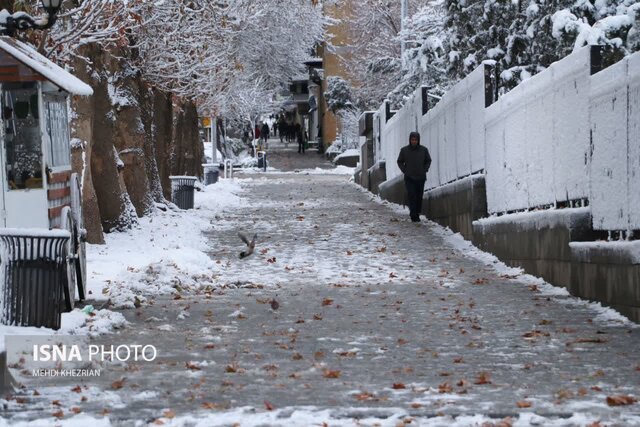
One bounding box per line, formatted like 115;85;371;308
397;131;432;222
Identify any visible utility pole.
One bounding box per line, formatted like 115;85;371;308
401;0;408;69
210;115;217;164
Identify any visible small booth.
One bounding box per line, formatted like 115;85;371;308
0;36;93;328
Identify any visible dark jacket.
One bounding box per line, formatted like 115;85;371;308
397;132;432;180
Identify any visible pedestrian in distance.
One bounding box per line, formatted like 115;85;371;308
261;122;270;144
273;121;278;137
396;131;431;222
278;117;286;143
295;123;305;154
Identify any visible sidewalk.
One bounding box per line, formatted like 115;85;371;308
255;137;334;172
2;170;639;426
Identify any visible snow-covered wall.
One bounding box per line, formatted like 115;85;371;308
590;52;640;231
485;46;592;214
376;46;639;231
377;64;486;188
380;95;421;179
421;65;486;190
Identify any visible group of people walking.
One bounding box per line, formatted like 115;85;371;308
251;114;309;154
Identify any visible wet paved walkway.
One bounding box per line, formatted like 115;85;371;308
3;149;640;425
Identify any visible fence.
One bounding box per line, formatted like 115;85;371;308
590;52;640;231
373;45;640;232
485;46;592;214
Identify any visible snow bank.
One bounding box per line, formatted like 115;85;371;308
85;179;246;308
333;148;360;161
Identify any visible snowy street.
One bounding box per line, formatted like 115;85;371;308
2;147;639;426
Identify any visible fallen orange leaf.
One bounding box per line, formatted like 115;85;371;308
606;395;637;406
323;369;341;379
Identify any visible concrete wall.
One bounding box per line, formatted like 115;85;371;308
424;174;487;240
367;161;387;195
472;209;639;322
379;174;406;206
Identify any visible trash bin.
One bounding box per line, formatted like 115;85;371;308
257;151;267;171
202;164;219;185
169;176;197;209
0;230;70;330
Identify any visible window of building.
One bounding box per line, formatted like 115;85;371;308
1;82;43;190
43;94;70;168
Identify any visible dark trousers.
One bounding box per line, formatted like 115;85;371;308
298;140;305;153
404;176;425;220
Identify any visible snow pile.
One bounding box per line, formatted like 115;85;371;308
85;179;246;308
0;309;127;353
333;148;360;162
295;166;355;175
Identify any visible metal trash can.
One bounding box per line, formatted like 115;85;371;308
169;176;197;209
0;230;70;330
257;151;267;171
202;164;219;185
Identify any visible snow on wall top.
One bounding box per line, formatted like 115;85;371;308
0;36;93;96
0;227;71;238
473;207;590;231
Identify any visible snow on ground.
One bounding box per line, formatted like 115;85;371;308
1;171;639;425
0;406;622;427
1;168;632;355
85;178;246;308
0;179;245;351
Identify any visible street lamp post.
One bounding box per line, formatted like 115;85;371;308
0;0;63;37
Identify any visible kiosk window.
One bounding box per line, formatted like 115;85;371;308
44;96;70;168
2;83;43;190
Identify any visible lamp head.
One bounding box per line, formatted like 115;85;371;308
40;0;62;16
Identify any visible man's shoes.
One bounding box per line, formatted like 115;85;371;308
410;216;420;222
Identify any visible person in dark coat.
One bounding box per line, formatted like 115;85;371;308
261;122;270;144
278;118;286;142
295;123;305;153
396;131;432;222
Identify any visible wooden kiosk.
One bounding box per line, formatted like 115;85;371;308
0;36;92;327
